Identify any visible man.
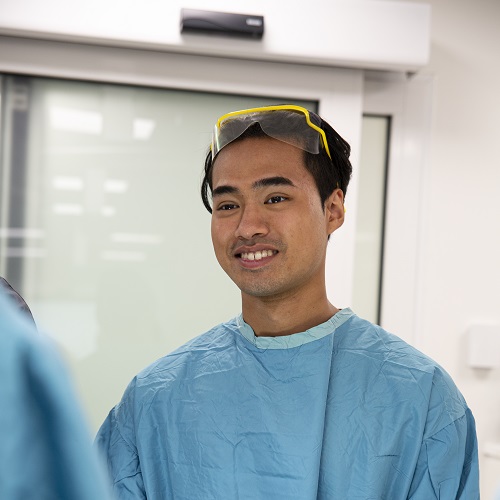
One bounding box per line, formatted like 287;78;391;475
96;105;479;498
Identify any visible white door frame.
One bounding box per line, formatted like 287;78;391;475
363;70;433;345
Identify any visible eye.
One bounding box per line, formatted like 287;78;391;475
265;195;288;204
217;203;239;211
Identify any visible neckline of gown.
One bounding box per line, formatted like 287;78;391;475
235;308;354;350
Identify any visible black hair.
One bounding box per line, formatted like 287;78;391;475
0;277;36;327
200;110;352;213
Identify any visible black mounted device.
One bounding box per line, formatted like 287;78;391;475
180;9;264;39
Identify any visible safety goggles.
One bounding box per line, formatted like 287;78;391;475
211;105;332;161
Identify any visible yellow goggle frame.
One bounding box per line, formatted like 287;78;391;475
211;104;332;160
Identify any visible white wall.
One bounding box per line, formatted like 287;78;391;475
401;0;500;496
0;0;429;72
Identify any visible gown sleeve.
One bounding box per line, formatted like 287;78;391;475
95;383;147;499
408;408;479;499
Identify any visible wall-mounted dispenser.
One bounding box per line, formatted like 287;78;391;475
467;324;500;369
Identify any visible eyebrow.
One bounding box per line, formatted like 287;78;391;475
212;176;296;198
253;176;296;190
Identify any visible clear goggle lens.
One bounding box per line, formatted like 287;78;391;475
211;105;331;160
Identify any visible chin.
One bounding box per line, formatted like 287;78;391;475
239;282;286;299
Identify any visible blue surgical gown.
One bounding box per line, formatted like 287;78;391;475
0;292;112;500
96;308;479;499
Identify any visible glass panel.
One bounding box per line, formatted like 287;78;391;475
352;115;390;324
0;74;316;430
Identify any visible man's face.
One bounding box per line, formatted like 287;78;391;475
210;136;344;301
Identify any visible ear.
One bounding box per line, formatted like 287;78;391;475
325;188;345;235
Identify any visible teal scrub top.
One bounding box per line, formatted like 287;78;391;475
96;309;479;499
0;291;112;500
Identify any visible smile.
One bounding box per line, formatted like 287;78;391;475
239;250;277;261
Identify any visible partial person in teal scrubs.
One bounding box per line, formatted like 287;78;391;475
0;283;112;500
96;105;479;499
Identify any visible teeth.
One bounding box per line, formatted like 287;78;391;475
241;250;275;261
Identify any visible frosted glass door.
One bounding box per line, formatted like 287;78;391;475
352;115;391;324
0;74;317;429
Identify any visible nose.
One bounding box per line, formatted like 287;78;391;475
234;204;269;240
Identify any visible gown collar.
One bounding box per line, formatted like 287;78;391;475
236;308;354;350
